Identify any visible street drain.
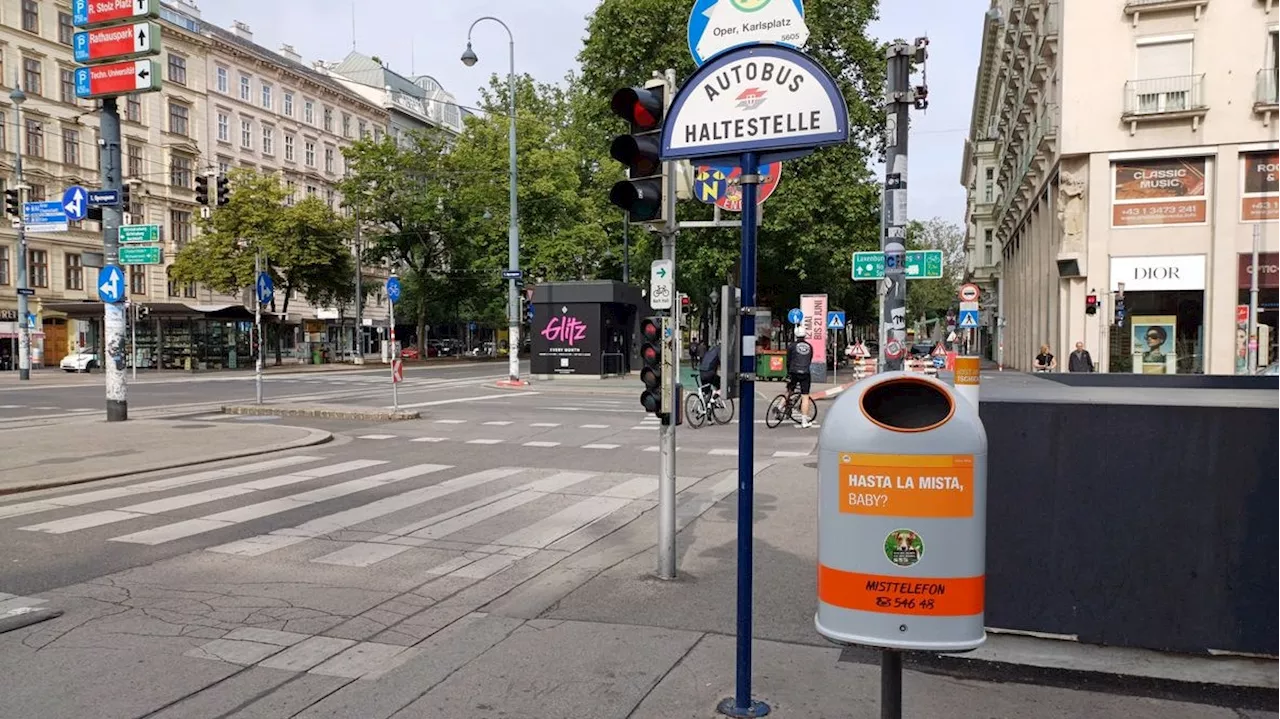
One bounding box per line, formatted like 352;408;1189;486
804;461;817;469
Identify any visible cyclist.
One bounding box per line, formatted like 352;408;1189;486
787;325;815;428
698;342;722;401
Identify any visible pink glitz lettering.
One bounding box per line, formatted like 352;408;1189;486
541;316;588;346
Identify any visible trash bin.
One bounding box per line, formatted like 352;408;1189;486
312;347;324;365
815;372;988;652
756;350;787;381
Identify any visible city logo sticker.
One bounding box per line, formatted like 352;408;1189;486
884;528;924;568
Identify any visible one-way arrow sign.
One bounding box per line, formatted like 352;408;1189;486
98;264;125;303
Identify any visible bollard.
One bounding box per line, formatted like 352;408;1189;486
815;372;988;717
953;356;980;409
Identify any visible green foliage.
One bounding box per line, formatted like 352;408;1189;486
903;217;966;321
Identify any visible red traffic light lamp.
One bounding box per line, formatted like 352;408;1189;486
1085;294;1098;315
611;86;664;133
640;317;663;415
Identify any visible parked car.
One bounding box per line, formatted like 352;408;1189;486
60;350;99;373
400;346;420;360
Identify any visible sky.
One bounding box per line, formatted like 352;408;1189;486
193;0;986;226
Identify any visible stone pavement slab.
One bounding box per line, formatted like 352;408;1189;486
0;418;330;494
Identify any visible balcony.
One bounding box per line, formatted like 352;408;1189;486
1122;74;1209;133
1256;68;1279;125
1039;2;1059;60
1123;0;1209;25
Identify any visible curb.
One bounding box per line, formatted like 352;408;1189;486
811;381;856;401
0;426;333;497
221;405;421;421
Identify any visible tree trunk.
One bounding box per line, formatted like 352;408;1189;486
415;292;428;358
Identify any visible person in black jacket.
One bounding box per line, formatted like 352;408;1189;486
787;325;815;428
1067;341;1094;372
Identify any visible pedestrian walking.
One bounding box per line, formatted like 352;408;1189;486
1068;341;1094;372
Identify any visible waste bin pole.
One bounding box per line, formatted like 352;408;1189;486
881;650;902;719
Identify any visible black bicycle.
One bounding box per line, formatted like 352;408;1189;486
685;382;736;428
765;380;818;428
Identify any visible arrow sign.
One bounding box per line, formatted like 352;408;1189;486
62;185;88;221
75;59;161;99
72;22;160;64
787;308;804;325
650;260;674;310
73;0;158;27
256;272;273;305
98;264;125;303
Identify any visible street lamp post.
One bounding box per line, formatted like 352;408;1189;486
11;80;30;381
462;17;521;385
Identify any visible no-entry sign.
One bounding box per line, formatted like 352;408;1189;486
958;283;981;303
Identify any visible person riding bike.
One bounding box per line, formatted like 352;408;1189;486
698;343;722;400
787;325;815;428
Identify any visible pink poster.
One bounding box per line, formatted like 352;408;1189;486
801;294;828;369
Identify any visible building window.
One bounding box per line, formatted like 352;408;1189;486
983;167;995;203
304;141;315;166
306;185;317;197
0;115;5;152
183;281;197;298
217;157;231;175
57;12;73;45
983;228;994;266
358;119;367;138
322;107;333;132
283;92;294;117
261;83;272;110
125;144;143;179
240;119;252;149
325;188;336;209
170;209;192;248
239;74;251;101
62;128;79;166
65;253;82;290
59;68;75;104
216;66;228;93
170;154;193;188
1133;39;1194;114
324;147;334;173
28;249;48;288
342;113;351;137
0;247;9;285
28;184;45;202
129;265;147;295
21;0;38;34
22;58;42;96
304;100;314;124
217;112;229;142
126;94;142;123
262;126;274;155
284;134;295;162
168;102;189;135
24;118;43;158
167;54;186;85
284;179;297;205
374;126;383;142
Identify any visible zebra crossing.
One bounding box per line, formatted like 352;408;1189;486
0;455;740;582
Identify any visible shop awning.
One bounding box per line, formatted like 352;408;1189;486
42;301;260;321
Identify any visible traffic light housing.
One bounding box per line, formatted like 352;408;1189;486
4;187;21;217
640;317;663;415
121;183;132;210
609;77;671;225
216;175;230;206
195;174;211;206
1085;294;1098;315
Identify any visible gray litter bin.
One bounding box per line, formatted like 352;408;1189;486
815;371;988;652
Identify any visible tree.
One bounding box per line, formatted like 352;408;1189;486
903;218;966;323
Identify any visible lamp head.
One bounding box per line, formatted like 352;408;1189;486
9;86;25;105
460;43;479;67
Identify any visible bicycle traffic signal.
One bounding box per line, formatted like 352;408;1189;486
195;173;211;206
609;76;672;225
216;174;230;206
640;317;664;415
4;187;21;217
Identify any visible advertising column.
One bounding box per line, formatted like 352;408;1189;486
801;294;828;382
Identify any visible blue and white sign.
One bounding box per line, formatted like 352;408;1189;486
687;0;809;67
386;276;402;304
957;309;980;329
255;272;273;305
660;44;849;164
88;189;120;206
62;185;88;221
97;264;126;303
468;321;478;332
500;269;523;280
787;307;804;325
26;313;36;330
73;31;90;62
826;311;845;330
22;201;69;234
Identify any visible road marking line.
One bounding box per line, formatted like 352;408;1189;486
401;472;597;541
482;421;512;426
579;424;609;429
643;446;659;452
489;494;634;549
630;426;659;431
257;636;356;672
772;451;809;458
582;443;620;450
465;439;503;445
311;542;416;568
709;449;739;456
410;437;447;443
434;419;467;424
393;392;537;409
529;422;561;427
357;434;397;440
522;441;560;448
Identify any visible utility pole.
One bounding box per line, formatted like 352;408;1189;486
657;71;679;582
880;38;928;372
11;79;30;381
255;249;264;404
353;205;363;364
1249;223;1261;373
101;97;128;421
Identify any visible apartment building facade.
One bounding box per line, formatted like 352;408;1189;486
961;0;1279;374
317;51;466;145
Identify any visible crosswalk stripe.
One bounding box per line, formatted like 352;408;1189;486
709;448;739;456
522;441;560;448
410;437;447;443
772;451;809;458
465;438;503;445
0;455;325;521
401;472;596;541
206;467;523;558
530;423;561;428
20;460;385;535
582;444;620;450
109;464;452;546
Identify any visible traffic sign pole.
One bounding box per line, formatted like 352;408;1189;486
657;142;679;584
13;84;30;381
254;251;264;404
390;294;399;413
100;97;127;421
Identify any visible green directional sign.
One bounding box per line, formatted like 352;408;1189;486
851;250;944;281
119;224;162;244
119;245;162;265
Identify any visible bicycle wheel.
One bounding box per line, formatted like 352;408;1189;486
684;392;708;428
764;394;788;428
795;396;818;425
711;395;736;425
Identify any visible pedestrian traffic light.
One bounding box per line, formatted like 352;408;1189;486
195;174;211;206
609;76;672;225
640;316;664;415
216;174;230;206
4;187;21;217
121;183;132;210
1085;294;1098;315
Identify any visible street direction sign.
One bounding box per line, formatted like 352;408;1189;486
386;276;402;304
73;21;160;64
958;309;979;329
75;58;160;99
118;224;160;244
500;269;523;280
787;307;803;325
72;0;159;27
62;185;89;222
650;259;674;310
826;311;845;330
660;44;849;164
118;245;162;265
687;0;810;66
16;288;35;296
850;250;944;281
22;201;69;233
694;161;782;211
89;189;120;206
97;264;125;303
256;272;274;305
958;283;981;302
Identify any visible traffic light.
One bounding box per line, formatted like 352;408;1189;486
1085;294;1098;315
609;76;671;225
121;183;132;210
640;316;664;415
195;174;211;206
4;187;21;217
216;175;230;206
